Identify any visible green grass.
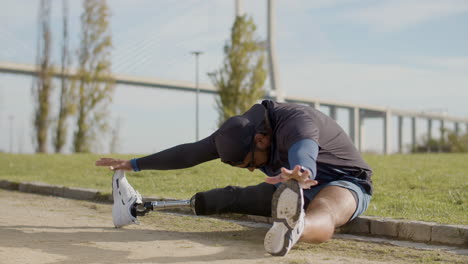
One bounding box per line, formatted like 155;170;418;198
0;153;467;225
364;154;467;225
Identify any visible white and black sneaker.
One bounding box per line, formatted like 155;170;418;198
264;180;305;256
112;170;142;228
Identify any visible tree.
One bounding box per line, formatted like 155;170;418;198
73;0;114;153
209;15;267;126
32;0;53;153
54;0;74;153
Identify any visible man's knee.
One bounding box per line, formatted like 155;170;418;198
301;198;337;243
301;217;335;243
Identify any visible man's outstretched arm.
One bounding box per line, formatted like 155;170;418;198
96;135;218;171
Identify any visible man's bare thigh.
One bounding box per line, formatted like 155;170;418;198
305;185;357;227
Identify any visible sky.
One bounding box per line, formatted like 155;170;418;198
0;0;467;154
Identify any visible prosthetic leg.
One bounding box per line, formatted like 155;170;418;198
133;182;275;218
132;183;276;218
134;197;196;216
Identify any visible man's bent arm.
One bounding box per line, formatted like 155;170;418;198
135;135;218;170
287;139;319;179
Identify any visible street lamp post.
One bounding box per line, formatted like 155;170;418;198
191;51;203;141
9;115;14;153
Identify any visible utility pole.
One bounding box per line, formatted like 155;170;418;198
267;0;284;102
235;0;243;17
9;115;14;153
191;51;203;141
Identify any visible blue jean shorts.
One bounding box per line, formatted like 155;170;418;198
302;178;372;222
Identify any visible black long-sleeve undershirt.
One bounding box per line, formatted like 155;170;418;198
135;135;219;170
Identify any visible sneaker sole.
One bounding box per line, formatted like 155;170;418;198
264;180;303;256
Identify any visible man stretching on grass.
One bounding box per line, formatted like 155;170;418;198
96;100;373;256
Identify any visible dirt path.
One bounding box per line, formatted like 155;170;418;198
0;189;465;264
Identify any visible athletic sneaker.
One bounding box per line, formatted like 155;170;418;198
112;170;142;228
264;180;305;256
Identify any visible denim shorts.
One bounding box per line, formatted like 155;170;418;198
302;178;372;222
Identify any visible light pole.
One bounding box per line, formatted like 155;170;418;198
9;115;14;153
191;51;203;141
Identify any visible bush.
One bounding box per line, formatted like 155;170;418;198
413;130;468;153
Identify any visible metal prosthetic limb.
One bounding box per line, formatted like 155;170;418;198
134;196;196;216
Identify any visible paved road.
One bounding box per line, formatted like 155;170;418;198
0;190;466;264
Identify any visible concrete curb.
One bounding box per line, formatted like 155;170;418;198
1;180;108;202
337;216;467;246
1;179;466;247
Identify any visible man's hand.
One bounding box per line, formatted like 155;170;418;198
95;158;133;171
264;165;318;189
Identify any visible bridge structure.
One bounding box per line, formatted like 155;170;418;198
1;60;468;154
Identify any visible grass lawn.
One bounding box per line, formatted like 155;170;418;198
0;153;466;225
